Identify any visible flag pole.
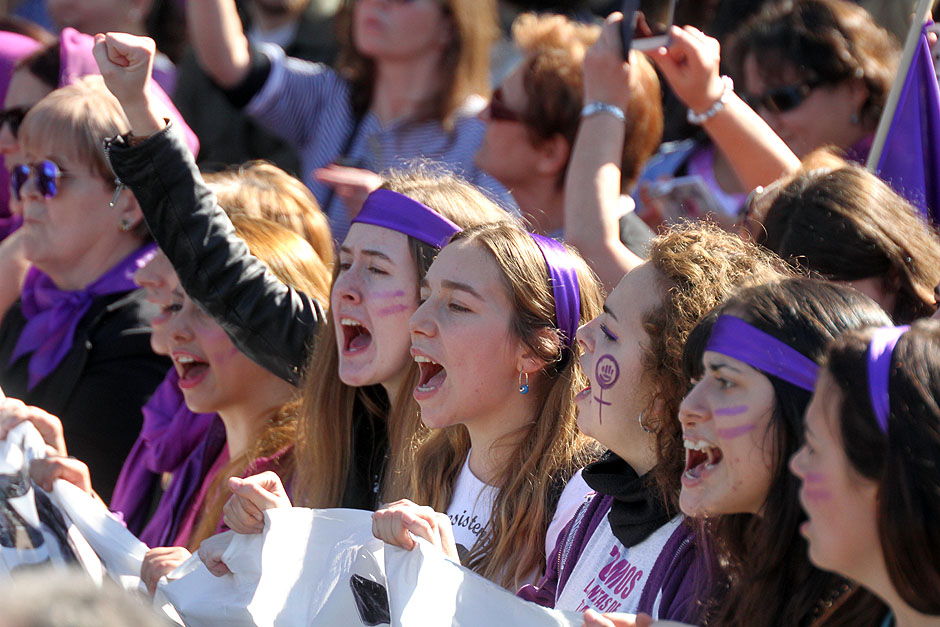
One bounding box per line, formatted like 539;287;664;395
867;0;935;170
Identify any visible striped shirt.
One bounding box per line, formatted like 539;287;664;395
246;43;516;242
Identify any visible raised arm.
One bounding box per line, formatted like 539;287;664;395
564;14;644;292
649;26;800;191
95;33;322;384
185;0;252;88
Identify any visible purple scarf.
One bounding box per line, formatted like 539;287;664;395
10;244;157;389
109;368;218;535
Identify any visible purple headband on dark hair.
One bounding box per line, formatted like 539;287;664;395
529;233;580;349
867;325;909;434
352;189;461;249
705;315;820;392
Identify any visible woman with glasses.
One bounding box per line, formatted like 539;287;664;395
726;0;900;160
0;75;169;501
183;0;512;242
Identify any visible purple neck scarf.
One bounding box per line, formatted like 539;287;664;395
530;233;581;349
705;315;820;392
352;189;461;248
866;325;910;434
10;244;157;389
109;368;218;535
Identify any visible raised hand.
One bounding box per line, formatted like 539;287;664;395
647;26;725;116
141;546;192;597
371;499;459;561
314;165;384;218
92;32;165;136
222;472;292;534
583;13;633;111
0;398;67;456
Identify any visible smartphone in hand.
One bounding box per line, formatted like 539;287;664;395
621;0;677;56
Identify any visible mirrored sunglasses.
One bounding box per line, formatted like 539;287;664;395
11;160;70;201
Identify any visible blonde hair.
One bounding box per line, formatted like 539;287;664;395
19;75;126;183
203;162;335;270
187;215;331;549
408;222;604;590
292;166;513;510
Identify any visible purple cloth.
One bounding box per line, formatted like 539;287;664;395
137;414;227;548
109;368;217;535
873;24;940;224
352;189;461;248
0;32;43;236
866;325;909;434
58;28;200;157
530;233;580;349
10;244;156;389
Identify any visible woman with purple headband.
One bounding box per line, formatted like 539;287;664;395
93;32;508;531
660;278;892;627
792;321;940;626
371;222;604;590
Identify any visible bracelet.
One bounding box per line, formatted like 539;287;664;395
581;101;626;123
687;75;734;125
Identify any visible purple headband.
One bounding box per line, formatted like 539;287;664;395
867;325;909;434
705;315;820;392
352;189;461;249
529;233;580;349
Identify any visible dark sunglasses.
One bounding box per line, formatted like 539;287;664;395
11;160;71;201
486;87;524;123
0;106;30;138
746;80;822;114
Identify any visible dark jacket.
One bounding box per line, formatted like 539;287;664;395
0;290;170;501
106;124;388;511
106;123;324;385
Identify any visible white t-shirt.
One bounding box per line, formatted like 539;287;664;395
445;455;594;581
555;514;683;615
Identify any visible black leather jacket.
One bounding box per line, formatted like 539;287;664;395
106;124;325;385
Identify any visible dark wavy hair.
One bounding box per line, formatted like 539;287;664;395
825;320;940;615
682;278;891;626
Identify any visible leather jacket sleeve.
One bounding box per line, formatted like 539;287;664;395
106;123;324;385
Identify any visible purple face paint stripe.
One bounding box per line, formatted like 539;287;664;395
716;424;757;439
714;405;749;417
377;304;411;316
373;290;406;299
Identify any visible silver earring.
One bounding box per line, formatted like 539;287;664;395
638;413;652;434
518;371;529;395
119;218;132;232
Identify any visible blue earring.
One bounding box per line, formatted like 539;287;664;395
518;371;529;394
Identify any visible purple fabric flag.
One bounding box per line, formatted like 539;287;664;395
874;25;940;224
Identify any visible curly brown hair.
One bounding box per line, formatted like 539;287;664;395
644;222;791;512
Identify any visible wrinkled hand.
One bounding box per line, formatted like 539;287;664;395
29;456;92;493
141;546;191;597
583;13;632;110
197;530;235;577
371;499;459;561
222;472;291;534
92;32;155;111
0;398;66;456
314;165;384;218
647;26;724;115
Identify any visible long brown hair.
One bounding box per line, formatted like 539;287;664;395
187;216;332;550
408;222;604;590
292;167;512;510
334;0;497;127
682;279;891;626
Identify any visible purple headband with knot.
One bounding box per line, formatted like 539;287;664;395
867;325;910;434
529;233;580;349
705;315;820;392
352;189;461;249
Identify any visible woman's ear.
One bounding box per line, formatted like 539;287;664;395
112;188;145;233
514;328;556;376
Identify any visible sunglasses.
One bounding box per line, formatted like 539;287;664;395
11;160;72;202
486;87;524;123
746;80;822;114
0;106;30;138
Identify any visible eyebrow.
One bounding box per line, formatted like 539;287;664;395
441;279;484;299
338;246;394;263
706;361;744;375
602;305;619;321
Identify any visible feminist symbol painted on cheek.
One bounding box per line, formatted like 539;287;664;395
594;354;620;424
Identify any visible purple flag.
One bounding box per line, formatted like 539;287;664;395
874;25;940;224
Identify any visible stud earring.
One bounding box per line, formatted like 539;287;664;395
119;218;132;232
638;413;652;434
518;371;529;395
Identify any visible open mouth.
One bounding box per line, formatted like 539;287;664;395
341;318;372;354
174;353;209;386
414;355;447;392
683;439;723;481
